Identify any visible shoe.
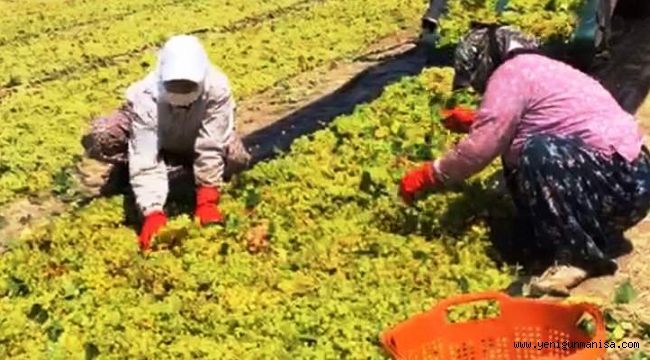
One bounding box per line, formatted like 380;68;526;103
529;264;588;297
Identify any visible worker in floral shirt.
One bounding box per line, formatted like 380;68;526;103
81;35;251;251
399;24;650;296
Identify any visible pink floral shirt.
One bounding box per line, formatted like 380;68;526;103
434;53;645;183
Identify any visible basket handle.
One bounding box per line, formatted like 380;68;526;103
432;291;510;324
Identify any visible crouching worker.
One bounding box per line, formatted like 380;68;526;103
398;24;650;296
81;35;251;251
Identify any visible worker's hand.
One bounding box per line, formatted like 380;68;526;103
139;210;167;251
195;186;225;226
399;162;438;204
440;106;476;133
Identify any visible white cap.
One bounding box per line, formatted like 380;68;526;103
158;35;209;84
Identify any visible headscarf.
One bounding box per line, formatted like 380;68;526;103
156;35;210;106
452;23;540;94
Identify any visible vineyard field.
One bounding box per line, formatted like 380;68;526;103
1;67;515;359
2;0;647;359
0;0;422;206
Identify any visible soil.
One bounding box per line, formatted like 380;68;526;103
237;30;434;163
236;31;417;137
0;197;66;253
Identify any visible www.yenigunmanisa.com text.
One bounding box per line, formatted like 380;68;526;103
513;340;641;350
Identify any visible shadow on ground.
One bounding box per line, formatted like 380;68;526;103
242;43;454;164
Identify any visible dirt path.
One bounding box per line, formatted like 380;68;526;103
238;31;428;163
0;30;427;245
237;31;417;137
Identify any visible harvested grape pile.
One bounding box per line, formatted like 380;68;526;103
6;0;643;359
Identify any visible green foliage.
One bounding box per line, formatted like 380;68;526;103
499;0;584;40
0;69;514;358
0;0;303;86
0;0;424;205
0;0;587;205
629;351;650;360
614;279;638;305
0;1;605;358
599;279;650;351
577;316;596;337
437;0;584;46
603;307;649;344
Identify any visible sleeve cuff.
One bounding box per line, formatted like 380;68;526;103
432;159;449;184
141;204;164;216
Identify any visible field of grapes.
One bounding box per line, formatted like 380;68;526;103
0;0;649;358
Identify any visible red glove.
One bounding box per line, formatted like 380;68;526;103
440;106;476;133
139;211;167;251
399;162;438;204
195;186;225;226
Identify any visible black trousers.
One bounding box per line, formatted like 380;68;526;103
504;135;650;276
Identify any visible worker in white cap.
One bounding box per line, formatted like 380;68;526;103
80;34;251;251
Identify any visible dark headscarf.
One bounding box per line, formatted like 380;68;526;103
452;23;540;93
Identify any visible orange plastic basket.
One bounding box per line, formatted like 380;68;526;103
380;291;606;360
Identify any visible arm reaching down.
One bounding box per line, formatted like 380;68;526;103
128;118;168;215
192;69;236;226
434;63;529;184
127;87;169;251
193;74;236;187
398;60;530;204
126;79;169;216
